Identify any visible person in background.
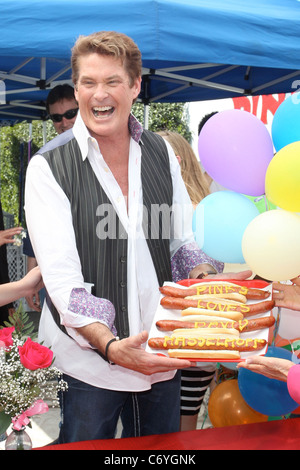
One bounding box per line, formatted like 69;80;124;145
238;277;300;404
156;130;210;206
23;84;78;312
0;266;43;309
198;111;218;136
0;199;23;325
157;130;222;431
0;264;42;442
46;84;78;134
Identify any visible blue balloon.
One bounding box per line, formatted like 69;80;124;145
192;191;259;263
272;93;300;152
238;346;299;416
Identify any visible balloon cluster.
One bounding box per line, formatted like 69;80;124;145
208;347;299;426
194;101;300;281
194;100;300;423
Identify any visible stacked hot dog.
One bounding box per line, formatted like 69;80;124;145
148;281;275;360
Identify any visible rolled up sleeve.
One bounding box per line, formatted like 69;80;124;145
25;155;116;344
287;364;300;405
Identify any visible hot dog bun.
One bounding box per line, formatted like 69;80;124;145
181;307;244;321
185;292;247;303
172;328;240;338
181;314;235;323
168;349;241;360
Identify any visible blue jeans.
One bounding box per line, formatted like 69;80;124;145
58;371;181;443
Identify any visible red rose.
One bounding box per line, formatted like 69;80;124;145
0;327;15;348
18;338;53;371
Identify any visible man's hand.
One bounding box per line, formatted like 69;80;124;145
108;330;193;375
207;270;253;281
189;262;252;282
76;323;193;375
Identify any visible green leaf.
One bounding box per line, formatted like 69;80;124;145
0;411;12;435
3;302;36;339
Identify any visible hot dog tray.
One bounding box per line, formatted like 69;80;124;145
146;279;273;363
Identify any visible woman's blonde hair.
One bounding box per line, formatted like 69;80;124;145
71;31;142;88
157;130;210;205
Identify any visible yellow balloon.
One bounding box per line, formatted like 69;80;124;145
265;141;300;212
242;209;300;281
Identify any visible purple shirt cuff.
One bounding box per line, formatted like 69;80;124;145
171;242;224;283
287;364;300;405
68;288;117;336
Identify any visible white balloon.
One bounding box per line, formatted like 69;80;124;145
242;209;300;281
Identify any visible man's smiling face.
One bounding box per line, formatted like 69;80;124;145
74;53;141;142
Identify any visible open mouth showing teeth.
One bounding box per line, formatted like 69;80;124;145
92;106;114;117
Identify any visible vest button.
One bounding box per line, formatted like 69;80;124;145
119;281;126;288
121;305;127;312
122;328;129;337
120;256;126;263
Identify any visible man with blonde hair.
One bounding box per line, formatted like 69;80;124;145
25;31;245;443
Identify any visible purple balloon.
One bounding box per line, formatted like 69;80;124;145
198;109;274;196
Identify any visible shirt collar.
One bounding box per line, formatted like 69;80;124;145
73;111;143;161
128;113;143;143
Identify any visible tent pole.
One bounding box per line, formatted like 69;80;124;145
42;121;47;145
143;104;149;129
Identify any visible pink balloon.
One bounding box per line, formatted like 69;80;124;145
198;109;274;196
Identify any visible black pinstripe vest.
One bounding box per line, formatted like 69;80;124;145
40;129;173;339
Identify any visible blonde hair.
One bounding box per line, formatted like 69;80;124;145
157;130;210;205
71;31;142;88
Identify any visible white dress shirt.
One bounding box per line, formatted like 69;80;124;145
25;112;195;392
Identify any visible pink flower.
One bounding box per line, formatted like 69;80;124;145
18;338;53;371
0;327;15;348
